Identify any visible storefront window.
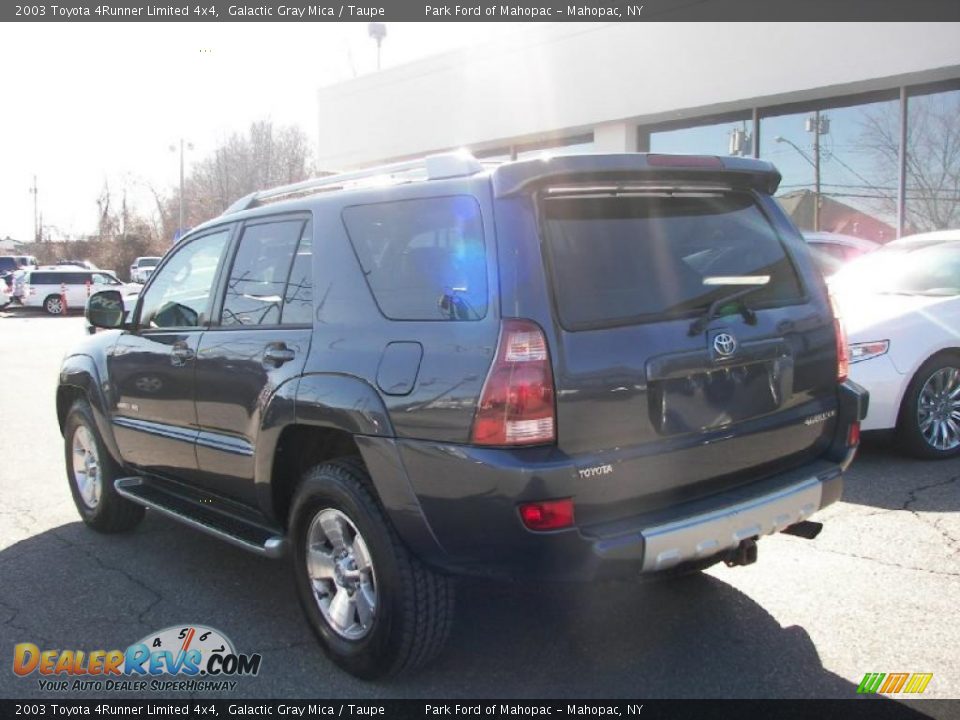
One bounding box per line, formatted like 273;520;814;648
760;97;899;243
648;117;754;158
904;87;960;233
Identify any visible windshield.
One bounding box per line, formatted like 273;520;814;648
540;191;804;330
832;243;960;296
140;258;160;267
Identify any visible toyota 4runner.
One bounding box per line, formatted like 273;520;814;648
58;152;867;679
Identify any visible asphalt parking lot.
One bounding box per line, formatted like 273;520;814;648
0;308;957;707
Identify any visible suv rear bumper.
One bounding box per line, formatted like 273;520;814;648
390;438;844;581
366;381;866;581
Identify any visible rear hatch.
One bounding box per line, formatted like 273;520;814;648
493;156;840;522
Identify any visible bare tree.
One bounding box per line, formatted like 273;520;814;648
183;120;314;225
859;93;960;232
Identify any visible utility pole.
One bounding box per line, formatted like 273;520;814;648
812;111;821;232
805;111;829;232
29;176;39;243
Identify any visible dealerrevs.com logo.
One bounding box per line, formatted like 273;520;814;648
13;625;262;692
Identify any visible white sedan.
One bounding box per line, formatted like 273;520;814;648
830;231;960;459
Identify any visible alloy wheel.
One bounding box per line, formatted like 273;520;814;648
306;508;377;640
917;366;960;451
72;425;102;509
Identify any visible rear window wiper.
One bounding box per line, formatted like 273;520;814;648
687;276;769;336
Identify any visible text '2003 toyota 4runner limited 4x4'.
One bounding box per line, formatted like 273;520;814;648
58;152;867;678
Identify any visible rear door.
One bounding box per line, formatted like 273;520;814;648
517;188;838;519
192;215;314;504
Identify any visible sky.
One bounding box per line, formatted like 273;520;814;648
0;22;529;242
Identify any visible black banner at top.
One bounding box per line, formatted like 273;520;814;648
4;0;960;22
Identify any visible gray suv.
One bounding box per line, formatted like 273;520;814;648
58;152;867;678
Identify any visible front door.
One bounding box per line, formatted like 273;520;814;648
193;216;314;504
109;228;233;479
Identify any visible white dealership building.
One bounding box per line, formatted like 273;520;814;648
317;23;960;239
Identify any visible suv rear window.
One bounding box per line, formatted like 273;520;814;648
541;192;804;330
342;196;488;321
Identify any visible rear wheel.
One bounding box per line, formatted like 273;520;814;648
64;399;144;532
44;294;65;315
899;353;960;459
290;458;454;679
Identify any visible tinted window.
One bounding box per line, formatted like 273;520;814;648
92;272;121;286
281;221;313;325
139;230;230;329
343;196;487;321
221;220;303;327
140;258;160;267
0;258;17;273
541;192;804;330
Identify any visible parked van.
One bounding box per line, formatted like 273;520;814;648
22;268;136;314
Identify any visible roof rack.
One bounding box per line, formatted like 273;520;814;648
221;151;484;216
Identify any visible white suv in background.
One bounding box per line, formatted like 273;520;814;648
21;268;137;314
129;256;161;284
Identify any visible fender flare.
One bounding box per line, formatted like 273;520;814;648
255;373;446;564
57;354;123;466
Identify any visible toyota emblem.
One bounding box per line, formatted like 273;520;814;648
713;332;737;358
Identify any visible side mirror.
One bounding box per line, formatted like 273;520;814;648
86;290;126;329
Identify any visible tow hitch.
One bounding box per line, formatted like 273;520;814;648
724;538;758;567
781;520;823;540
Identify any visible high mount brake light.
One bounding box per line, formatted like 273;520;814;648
471;319;556;446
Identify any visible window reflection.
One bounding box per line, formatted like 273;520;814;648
649;117;754;157
760;98;899;243
904;88;960;232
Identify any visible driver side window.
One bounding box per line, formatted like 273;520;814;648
139;230;230;330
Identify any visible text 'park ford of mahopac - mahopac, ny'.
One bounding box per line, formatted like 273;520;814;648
424;5;640;18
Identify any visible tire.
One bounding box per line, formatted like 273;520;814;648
290;458;454;679
898;352;960;460
64;399;145;532
44;294;65;315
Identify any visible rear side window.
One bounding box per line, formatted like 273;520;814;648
0;258;17;273
541;192;804;330
221;220;304;327
342;196;488;321
281;221;313;325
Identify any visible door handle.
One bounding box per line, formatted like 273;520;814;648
263;343;296;367
170;344;195;366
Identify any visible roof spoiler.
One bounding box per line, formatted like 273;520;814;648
491;154;781;197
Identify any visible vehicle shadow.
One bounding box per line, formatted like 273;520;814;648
0;305;83;319
0;518;931;709
841;434;960;513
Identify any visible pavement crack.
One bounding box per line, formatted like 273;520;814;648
902;475;960;554
808;544;960;578
49;528;165;625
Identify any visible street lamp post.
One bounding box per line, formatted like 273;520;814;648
29;175;39;243
368;23;386;70
775;132;824;231
169;139;193;239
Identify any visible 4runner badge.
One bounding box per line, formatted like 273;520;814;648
804;410;837;425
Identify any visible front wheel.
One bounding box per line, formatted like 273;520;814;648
899;353;960;459
44;294;65;315
64;399;145;532
290;458;454;679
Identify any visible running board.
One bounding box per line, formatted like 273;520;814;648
114;477;286;558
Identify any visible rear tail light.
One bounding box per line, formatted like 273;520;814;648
471;319;556;446
519;499;574;531
847;422;861;447
829;294;849;383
